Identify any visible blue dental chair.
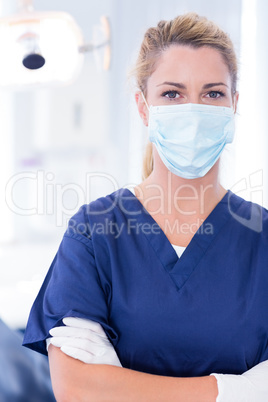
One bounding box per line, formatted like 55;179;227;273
0;318;55;402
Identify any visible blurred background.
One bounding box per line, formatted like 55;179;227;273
0;0;267;330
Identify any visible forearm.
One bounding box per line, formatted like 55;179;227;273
48;345;218;402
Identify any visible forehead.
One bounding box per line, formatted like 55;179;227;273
148;45;231;86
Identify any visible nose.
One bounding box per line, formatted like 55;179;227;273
187;94;202;104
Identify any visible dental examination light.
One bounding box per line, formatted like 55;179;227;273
0;0;111;88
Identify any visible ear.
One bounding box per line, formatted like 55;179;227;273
135;91;149;126
233;91;239;114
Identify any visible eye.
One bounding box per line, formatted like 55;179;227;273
162;90;180;100
206;90;225;99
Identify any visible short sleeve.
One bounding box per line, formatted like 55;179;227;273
23;209;117;356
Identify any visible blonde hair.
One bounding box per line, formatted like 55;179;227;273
134;12;238;180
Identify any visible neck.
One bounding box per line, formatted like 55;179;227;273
136;156;226;219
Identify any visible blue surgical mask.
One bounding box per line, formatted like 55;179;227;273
147;102;235;179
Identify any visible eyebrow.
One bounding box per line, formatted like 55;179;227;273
156;81;229;89
202;82;229;89
156;82;186;89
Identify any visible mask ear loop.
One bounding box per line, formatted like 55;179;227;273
141;91;149;110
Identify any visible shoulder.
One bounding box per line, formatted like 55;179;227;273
64;188;137;240
227;190;268;238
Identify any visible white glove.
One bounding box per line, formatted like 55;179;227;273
211;359;268;402
47;317;122;367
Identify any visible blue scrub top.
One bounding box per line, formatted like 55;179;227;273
23;189;268;377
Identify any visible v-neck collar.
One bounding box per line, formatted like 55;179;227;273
116;188;244;290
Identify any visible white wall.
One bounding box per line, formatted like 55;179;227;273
231;0;267;208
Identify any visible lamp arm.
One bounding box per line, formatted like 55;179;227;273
79;41;110;54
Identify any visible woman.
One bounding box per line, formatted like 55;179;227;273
23;12;268;401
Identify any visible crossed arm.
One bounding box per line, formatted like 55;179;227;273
47;318;268;401
48;344;218;402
